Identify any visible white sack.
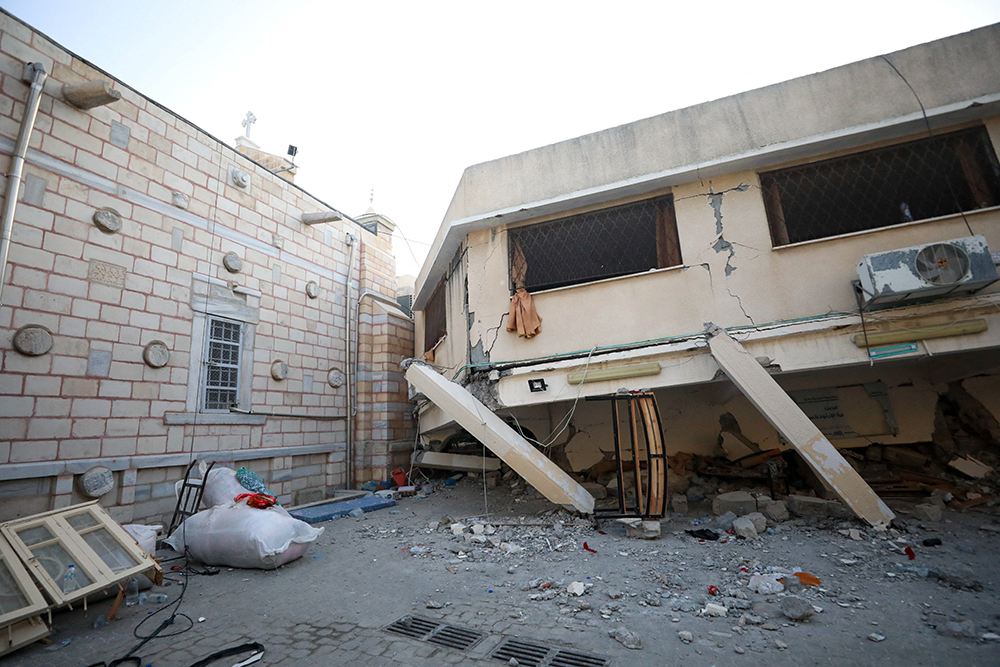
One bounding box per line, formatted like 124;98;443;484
165;501;323;569
201;467;248;508
122;524;160;556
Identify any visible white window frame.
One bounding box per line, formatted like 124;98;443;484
0;534;47;628
201;316;244;412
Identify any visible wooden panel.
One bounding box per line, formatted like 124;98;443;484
406;362;595;514
706;327;895;528
0;615;49;657
0;535;47;628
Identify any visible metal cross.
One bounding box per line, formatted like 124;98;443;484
241;111;257;138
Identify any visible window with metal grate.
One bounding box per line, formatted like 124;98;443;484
423;280;447;352
761;125;1000;246
507;194;680;293
203;317;242;411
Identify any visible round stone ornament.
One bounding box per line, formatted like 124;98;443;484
143;340;170;368
305;280;320;299
271;360;288;381
92;207;122;234
231;168;250;189
327;367;345;388
223;251;243;273
79;466;115;498
12;324;52;356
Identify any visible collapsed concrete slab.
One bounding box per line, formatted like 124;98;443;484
706;326;895;529
405;361;595;514
412;450;502;473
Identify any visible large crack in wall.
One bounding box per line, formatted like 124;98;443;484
703;185;755;326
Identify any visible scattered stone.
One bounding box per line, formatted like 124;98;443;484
471;524;485;534
780;596;815;621
849;528;863;541
761;622;781;631
426;600;443;609
762;500;789;523
745;512;767;534
928;567;982;591
936;620;978;639
567;581;585;596
734;646;746;654
714;491;757;516
732;517;759;540
714;512;738;531
868;632;886;642
774;639;788;650
703;603;727;617
608;627;643;650
678;630;693;644
607;589;624;600
912;504;942;522
671;494;689;514
450;523;466;535
619;518;661;539
787;494;847;518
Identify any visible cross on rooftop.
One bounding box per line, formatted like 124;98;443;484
241;111;257;138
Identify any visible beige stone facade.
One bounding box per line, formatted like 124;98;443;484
0;11;413;524
412;24;1000;471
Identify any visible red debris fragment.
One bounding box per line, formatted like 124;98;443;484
583;542;597;553
598;531;607;535
708;585;720;596
540;582;551;589
905;546;915;560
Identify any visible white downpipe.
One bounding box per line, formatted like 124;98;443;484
0;63;47;307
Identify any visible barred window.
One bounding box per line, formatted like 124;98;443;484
203;317;242;411
761;126;1000;246
508;195;680;292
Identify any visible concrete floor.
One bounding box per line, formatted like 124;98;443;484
6;479;1000;667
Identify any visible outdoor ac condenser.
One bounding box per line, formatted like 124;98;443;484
855;235;999;308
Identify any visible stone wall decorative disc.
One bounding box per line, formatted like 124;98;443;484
271;359;288;381
12;324;52;356
231;168;250;189
92;207;122;234
143;340;170;368
171;191;190;209
327;367;345;388
79;466;115;498
305;280;320;299
223;251;243;273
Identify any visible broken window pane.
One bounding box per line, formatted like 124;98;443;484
17;526;53;547
30;543;93;588
66;513;99;531
0;559;29;615
82;529;139;573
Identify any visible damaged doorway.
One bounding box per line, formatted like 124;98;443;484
586;392;668;519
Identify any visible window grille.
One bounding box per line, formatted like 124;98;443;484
761;126;1000;246
204;318;242;411
423;280;447;351
507;195;680;293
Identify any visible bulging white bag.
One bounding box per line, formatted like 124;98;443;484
201;467;248;508
165;500;323;569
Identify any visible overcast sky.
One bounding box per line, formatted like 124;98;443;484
5;1;1000;276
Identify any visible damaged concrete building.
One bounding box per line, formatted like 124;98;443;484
410;24;1000;508
0;10;414;525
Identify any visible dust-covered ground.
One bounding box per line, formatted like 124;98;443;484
7;477;1000;667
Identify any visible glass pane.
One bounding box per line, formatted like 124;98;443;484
67;513;100;531
31;543;93;589
0;558;30;615
17;525;53;546
83;529;139;573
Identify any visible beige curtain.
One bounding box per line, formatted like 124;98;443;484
506;240;542;338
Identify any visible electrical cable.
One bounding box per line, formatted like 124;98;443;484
879;54;976;237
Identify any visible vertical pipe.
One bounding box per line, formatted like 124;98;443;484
0;63;47;307
344;233;357;488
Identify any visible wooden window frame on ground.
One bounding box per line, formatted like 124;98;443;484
0;501;160;608
0;535;47;629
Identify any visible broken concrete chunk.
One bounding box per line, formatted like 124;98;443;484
714;511;738;531
780;596;815;621
732;517;759;540
912;504;942;522
761;500;789;522
703;602;727;617
618;518;661;539
745;512;767;534
450;523;466;535
936;620;978;639
567;581;585;596
671;494;689;514
713;491;757;516
787;494;848;518
947;456;992;479
678;630;694;643
608;627;643;650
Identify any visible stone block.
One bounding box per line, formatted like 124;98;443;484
714;511;737;531
761;500;789;522
732;516;759;540
745;511;767;534
619;518;660;540
670;494;688;514
787;494;848;518
712;491;756;516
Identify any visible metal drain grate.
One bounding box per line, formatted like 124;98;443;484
384;615;485;651
491;637;610;667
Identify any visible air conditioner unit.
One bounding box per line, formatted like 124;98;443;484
855;235;999;308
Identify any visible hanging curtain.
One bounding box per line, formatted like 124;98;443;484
506;239;542;338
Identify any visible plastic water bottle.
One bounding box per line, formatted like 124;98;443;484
62;564;79;594
152;594;169;604
125;577;139;606
138;592;147;605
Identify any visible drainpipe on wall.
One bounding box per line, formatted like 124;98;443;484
0;63;47;307
344;233;357;488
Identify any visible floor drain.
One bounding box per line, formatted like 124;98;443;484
384;615;485;651
491;637;611;667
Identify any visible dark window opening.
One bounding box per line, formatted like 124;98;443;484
507;195;680;292
761;126;1000;246
423;279;447;351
